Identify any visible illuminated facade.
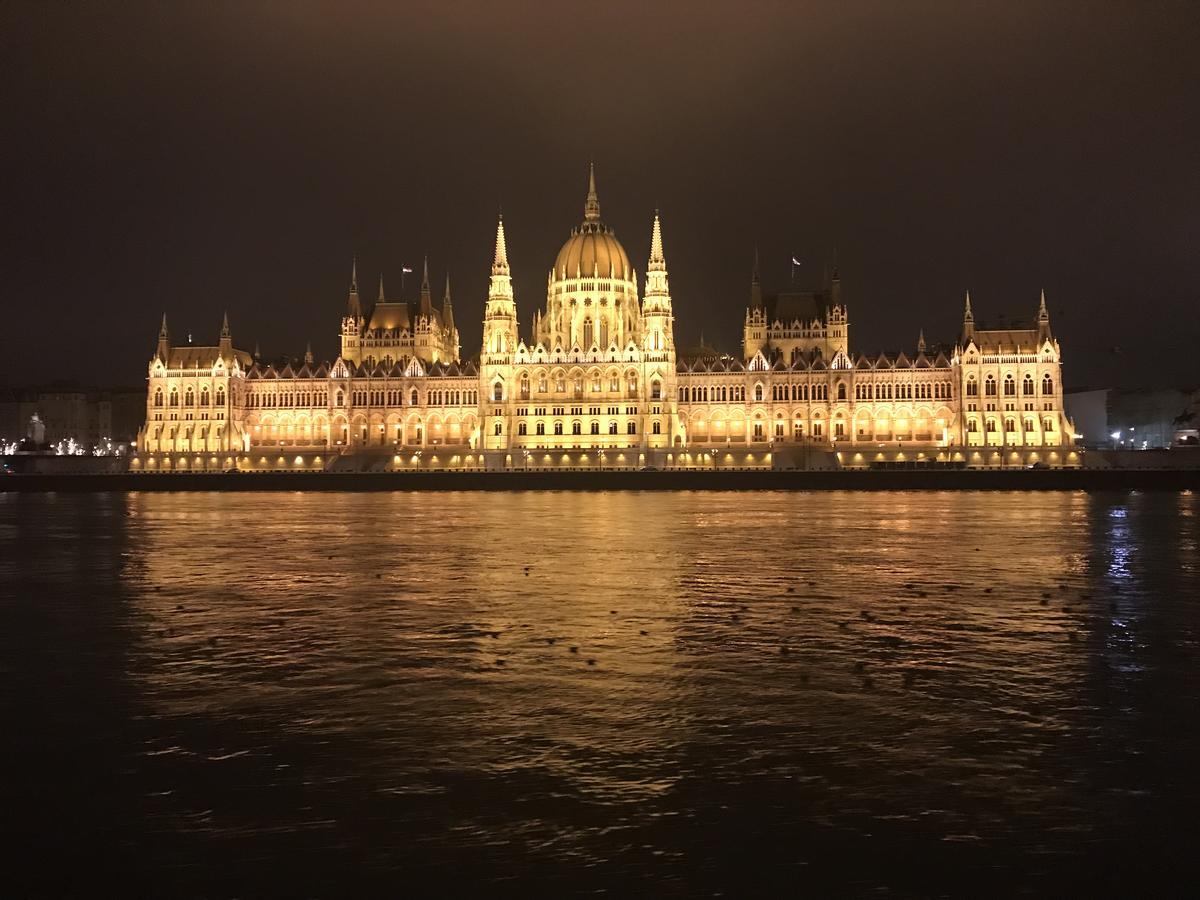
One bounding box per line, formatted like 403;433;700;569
135;167;1076;472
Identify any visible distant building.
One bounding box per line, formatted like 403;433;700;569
1064;389;1110;449
0;385;142;450
134;165;1078;472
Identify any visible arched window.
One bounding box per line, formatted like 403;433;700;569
651;380;662;401
583;317;594;348
1004;375;1016;396
410;389;419;406
985;375;997;397
608;421;617;434
200;388;210;406
536;422;545;435
336;390;345;407
590;422;600;435
1005;417;1016;432
1044;417;1055;432
754;383;764;402
599;318;609;348
493;382;503;402
518;422;527;435
554;422;563;435
1023;375;1034;396
966;377;978;397
837;383;847;401
627;421;636;434
1042;374;1053;395
538;376;547;393
519;376;530;399
153;388;163;408
184;388;195;406
572;421;582;435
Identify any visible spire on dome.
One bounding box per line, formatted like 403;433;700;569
584;162;601;221
492;215;510;275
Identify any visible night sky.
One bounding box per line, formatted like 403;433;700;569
3;1;1197;390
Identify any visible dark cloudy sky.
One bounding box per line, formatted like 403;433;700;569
3;1;1197;389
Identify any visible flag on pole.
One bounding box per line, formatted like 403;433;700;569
791;256;802;266
402;266;414;274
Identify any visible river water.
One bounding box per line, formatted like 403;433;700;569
1;490;1197;896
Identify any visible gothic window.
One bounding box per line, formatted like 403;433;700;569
200;389;210;406
520;377;530;399
1044;417;1055;431
410;389;418;406
493;382;503;402
837;383;847;401
1023;375;1034;396
610;375;619;392
185;388;195;406
1004;375;1016;396
536;422;545;435
608;421;617;434
572;422;582;435
966;377;978;397
1025;418;1035;432
1042;374;1054;395
985;376;997;397
583;317;594;348
652;421;661;434
754;384;764;402
494;423;502;435
538;376;547;393
651;380;662;401
627;421;636;434
968;418;979;433
518;422;527;436
599;318;609;348
628;374;638;395
554;422;563;435
154;388;163;408
1005;417;1016;432
986;419;997;433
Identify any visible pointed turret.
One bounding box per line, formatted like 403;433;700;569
377;273;386;303
253;340;261;362
962;290;975;342
492;215;510;276
644;211;670;300
1037;288;1052;341
219;311;232;356
157;313;170;360
419;256;432;317
750;249;763;309
442;272;455;331
347;257;362;320
304;341;314;366
584;162;601;221
917;329;926;354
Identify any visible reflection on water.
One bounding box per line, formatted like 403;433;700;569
1;491;1198;894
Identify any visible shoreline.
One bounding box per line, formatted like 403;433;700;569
2;469;1197;492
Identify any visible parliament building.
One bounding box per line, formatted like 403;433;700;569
135;167;1078;472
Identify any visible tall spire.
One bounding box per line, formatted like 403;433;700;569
584;162;601;221
750;249;763;309
157;313;170;359
442;272;455;331
963;290;973;320
1038;288;1048;320
492;215;510;275
220;311;230;339
962;290;975;342
917;328;926;354
419;255;432;317
648;210;666;272
304;341;314;365
346;257;362;319
377;273;386;303
219;311;232;356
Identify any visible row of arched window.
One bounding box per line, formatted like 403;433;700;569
967;374;1054;398
967;416;1057;433
518;373;638;399
154;386;226;408
516;420;640;437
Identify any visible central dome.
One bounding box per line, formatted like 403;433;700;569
552;165;632;282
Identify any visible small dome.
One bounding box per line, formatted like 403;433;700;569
554;223;631;282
